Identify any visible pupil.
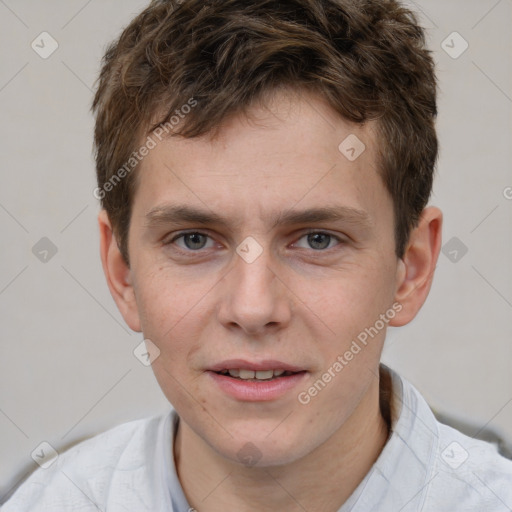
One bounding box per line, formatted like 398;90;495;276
308;233;330;250
185;233;206;250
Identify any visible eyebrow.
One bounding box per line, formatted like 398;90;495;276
144;203;372;232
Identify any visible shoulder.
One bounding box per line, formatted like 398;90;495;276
382;366;512;511
424;418;512;510
2;413;170;512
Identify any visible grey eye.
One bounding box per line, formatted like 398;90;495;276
174;232;212;250
307;233;332;250
294;232;339;251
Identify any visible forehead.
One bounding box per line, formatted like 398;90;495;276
132;89;389;229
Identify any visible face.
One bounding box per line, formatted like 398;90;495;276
112;89;408;466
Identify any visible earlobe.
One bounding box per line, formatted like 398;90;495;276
389;206;443;327
98;210;142;332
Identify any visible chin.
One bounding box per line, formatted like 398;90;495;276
213;427;316;469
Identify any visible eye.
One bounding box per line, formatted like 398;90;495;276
293;231;341;251
165;230;344;254
168;231;215;251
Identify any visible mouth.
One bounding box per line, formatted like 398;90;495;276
207;360;308;401
213;368;302;381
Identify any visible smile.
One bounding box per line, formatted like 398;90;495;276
207;361;308;401
215;369;296;380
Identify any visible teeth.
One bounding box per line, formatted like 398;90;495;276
239;369;255;379
255;370;273;380
224;369;289;380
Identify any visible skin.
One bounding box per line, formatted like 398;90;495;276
98;88;442;511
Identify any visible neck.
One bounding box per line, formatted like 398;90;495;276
174;376;390;512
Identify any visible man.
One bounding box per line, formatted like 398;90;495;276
4;0;512;510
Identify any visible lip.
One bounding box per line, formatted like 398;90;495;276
206;359;308;402
208;359;305;373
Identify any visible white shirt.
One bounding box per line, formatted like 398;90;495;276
3;364;512;511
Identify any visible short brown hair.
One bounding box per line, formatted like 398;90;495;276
92;0;438;265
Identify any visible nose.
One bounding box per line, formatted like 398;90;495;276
216;241;292;337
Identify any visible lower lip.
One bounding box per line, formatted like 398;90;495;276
207;371;307;402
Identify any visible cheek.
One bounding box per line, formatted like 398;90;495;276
295;260;395;334
134;263;207;336
133;267;214;370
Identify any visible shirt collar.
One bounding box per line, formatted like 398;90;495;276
339;363;440;511
166;412;194;512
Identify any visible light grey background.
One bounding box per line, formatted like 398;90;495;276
0;0;511;501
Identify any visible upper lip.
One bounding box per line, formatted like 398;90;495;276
208;359;305;372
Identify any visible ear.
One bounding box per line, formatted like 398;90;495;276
98;209;142;332
389;206;443;327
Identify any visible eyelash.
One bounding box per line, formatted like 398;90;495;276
165;230;344;255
